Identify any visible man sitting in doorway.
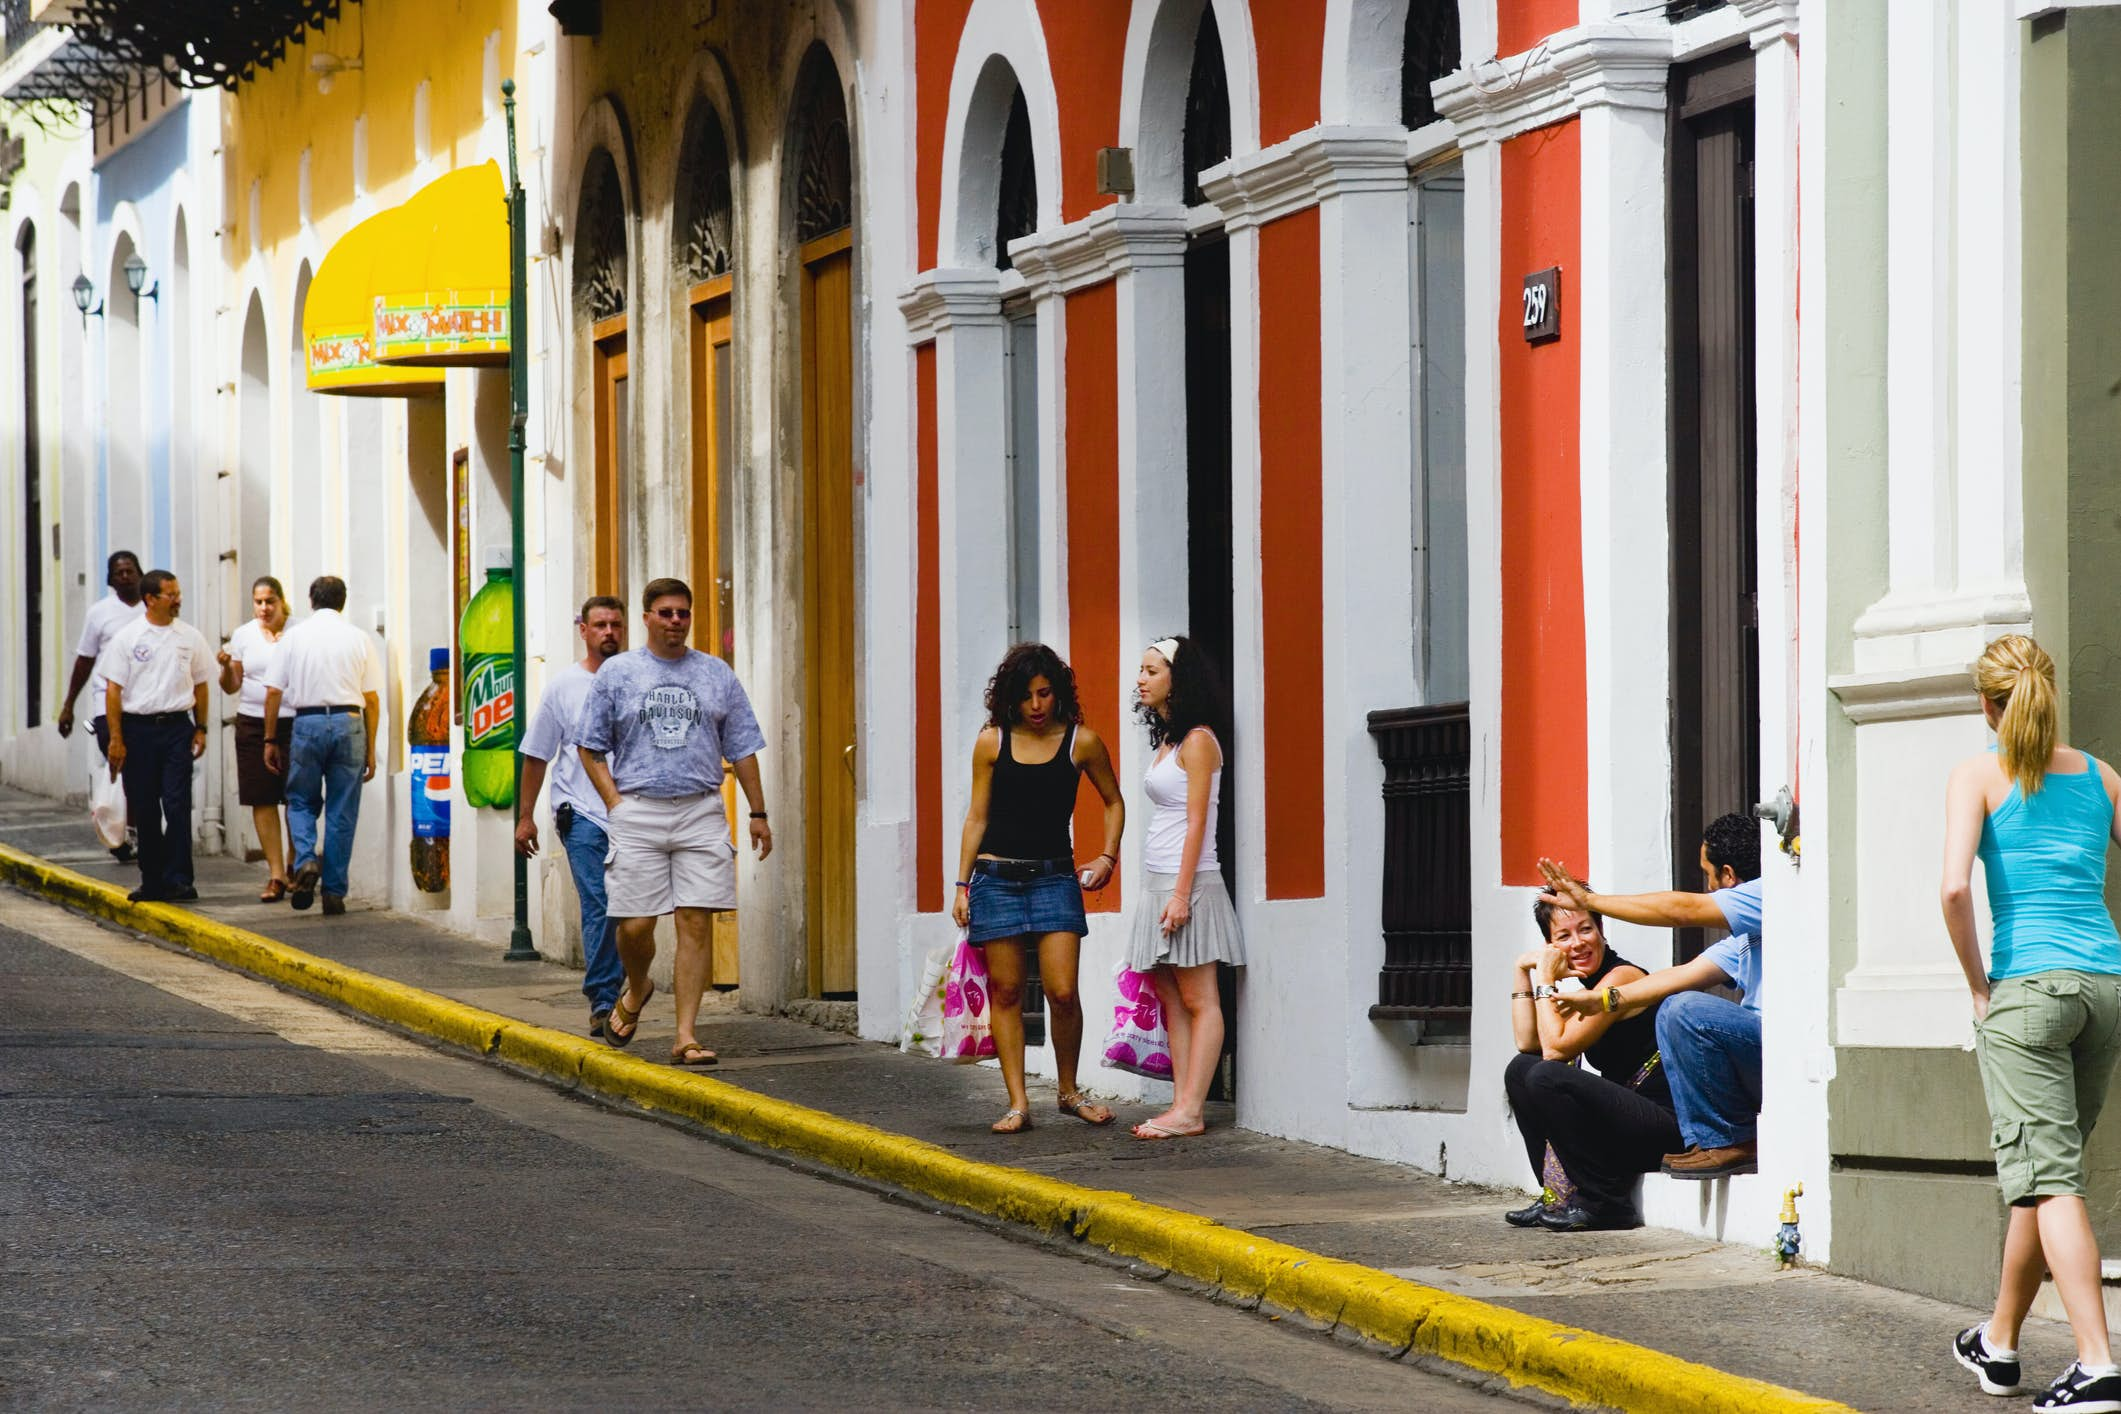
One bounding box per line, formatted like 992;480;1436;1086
1538;813;1765;1179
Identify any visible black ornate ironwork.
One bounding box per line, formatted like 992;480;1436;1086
675;105;734;283
1401;1;1462;130
10;0;344;98
1181;4;1230;208
793;49;851;243
995;84;1036;269
1367;702;1473;1019
573;151;627;323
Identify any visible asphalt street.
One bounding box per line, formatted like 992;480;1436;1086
0;887;1532;1412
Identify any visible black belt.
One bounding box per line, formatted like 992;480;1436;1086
294;705;361;717
973;856;1075;882
120;710;195;726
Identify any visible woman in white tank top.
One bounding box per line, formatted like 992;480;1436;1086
1128;635;1244;1140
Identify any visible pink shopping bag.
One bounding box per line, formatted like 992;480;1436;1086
938;931;998;1064
1101;963;1173;1079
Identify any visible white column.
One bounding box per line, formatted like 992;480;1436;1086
1110;213;1191;690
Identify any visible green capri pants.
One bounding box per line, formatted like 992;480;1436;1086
1976;971;2121;1205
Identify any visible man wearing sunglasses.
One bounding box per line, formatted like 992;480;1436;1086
578;577;770;1066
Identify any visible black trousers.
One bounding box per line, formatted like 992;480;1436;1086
118;714;194;895
1504;1051;1682;1218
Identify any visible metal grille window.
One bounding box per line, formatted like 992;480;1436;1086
18;222;39;728
1368;705;1472;1017
574;151;627;323
794;56;852;244
1181;5;1230;208
1402;1;1462;131
996;86;1036;270
676;107;734;284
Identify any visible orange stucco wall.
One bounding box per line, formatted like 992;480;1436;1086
1259;207;1325;900
1497;120;1586;886
915;343;944;913
1065;280;1123;910
1251;4;1324;145
1036;0;1131;225
1497;0;1579;58
916;0;978;272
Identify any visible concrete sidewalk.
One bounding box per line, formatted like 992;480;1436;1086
0;784;2071;1412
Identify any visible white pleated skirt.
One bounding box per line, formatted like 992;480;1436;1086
1125;870;1246;972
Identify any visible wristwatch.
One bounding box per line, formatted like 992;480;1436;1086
1531;983;1559;1001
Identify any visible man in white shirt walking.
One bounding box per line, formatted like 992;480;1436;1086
58;550;145;863
515;594;628;1037
103;570;213;904
261;576;383;914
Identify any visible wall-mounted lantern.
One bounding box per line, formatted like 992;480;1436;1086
123;251;158;306
71;274;103;324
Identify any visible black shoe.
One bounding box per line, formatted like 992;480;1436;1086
126;886;167;904
1953;1325;2022;1397
110;842;136;865
321;894;346;917
290;864;320;911
589;1010;612;1040
2037;1363;2121;1412
169;886;199;902
1504;1200;1551;1228
1538;1204;1643;1233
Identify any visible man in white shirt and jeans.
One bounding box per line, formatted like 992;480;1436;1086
58;550;145;863
103;570;213;904
515;594;628;1037
261;576;383;914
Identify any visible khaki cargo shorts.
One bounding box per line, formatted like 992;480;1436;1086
602;792;738;919
1976;970;2121;1205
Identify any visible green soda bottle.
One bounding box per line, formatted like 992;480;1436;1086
459;556;518;809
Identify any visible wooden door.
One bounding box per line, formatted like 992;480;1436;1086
1669;53;1758;958
691;278;740;989
800;229;857;998
593;316;629;598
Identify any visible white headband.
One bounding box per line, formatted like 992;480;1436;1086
1151;637;1182;665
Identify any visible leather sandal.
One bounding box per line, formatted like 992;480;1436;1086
603;980;654;1048
991;1108;1031;1134
1058;1091;1115;1126
259;878;288;903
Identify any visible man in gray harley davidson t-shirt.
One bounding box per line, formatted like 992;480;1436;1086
577;577;771;1063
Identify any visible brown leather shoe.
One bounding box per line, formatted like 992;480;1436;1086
1662;1140;1757;1179
321;893;347;917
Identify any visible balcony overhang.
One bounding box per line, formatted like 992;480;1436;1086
4;0;349;108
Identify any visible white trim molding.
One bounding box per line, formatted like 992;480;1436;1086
1005;204;1187;299
898;267;1005;342
1827;664;1982;725
1434;25;1670;148
1196;126;1410;232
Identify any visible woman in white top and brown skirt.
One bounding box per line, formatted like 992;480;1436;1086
216;576;293;901
1129;635;1245;1140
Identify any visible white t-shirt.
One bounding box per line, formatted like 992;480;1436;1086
75;593;145;721
262;608;383;710
519;662;608;828
104;618;214;716
226;618;287;718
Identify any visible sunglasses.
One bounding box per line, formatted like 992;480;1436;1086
651;607;692;621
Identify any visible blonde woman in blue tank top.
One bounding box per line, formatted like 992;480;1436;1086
1944;635;2121;1411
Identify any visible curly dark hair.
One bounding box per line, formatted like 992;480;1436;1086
984;643;1082;729
1533;888;1604;943
1702;812;1761;884
1136;635;1232;752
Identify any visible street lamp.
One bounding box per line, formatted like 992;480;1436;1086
122;251;158;305
71;274;103;323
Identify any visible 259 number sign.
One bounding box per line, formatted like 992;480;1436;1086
1522;266;1561;344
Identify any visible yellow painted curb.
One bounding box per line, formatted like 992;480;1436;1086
0;842;1850;1414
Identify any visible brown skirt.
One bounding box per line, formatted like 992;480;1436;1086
233;714;286;807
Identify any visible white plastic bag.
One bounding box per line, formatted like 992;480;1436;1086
899;941;951;1058
89;761;127;851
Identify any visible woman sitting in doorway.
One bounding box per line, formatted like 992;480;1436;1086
1502;894;1678;1232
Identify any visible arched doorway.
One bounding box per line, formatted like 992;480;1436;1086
677;97;742;989
17;222;42;728
574;148;629;600
791;45;857;999
287;262;322;581
106;234;145;570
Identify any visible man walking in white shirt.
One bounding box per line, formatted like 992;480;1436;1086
58;550;145;863
515;594;628;1037
103;570;213;904
261;576;383;914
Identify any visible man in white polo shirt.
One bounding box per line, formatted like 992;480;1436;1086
102;570;213;904
58;550;145;864
261;575;383;915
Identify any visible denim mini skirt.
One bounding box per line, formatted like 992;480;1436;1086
968;859;1088;943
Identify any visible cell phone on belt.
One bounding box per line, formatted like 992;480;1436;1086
555;802;575;833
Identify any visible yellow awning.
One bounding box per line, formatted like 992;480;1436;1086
304;203;445;397
372;161;510;368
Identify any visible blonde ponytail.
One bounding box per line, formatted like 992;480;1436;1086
1974;634;2059;795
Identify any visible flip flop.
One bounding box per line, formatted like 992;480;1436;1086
669;1041;718;1067
604;980;654;1048
991;1108;1032;1134
1058;1091;1115;1126
1132;1118;1205;1142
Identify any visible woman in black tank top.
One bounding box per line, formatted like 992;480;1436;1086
952;644;1126;1134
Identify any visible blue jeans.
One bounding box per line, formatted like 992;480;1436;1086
1656;990;1763;1149
286;713;365;898
558;813;623;1013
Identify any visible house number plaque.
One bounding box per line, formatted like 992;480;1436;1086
1522;266;1561;344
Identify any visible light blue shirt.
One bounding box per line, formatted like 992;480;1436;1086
520;663;607;828
1978;749;2121;980
576;647;766;799
1701;875;1765;1013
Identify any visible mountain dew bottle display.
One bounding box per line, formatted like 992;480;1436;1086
460;559;519;809
408;647;451;893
